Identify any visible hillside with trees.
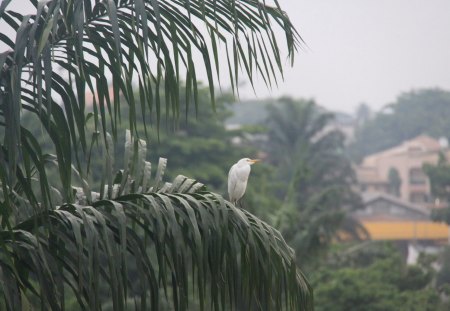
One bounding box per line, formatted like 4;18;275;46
349;88;450;161
313;242;449;311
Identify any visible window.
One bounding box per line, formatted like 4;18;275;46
409;168;426;185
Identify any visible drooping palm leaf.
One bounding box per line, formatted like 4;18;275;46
0;1;311;309
1;192;313;310
0;0;301;206
0;131;312;310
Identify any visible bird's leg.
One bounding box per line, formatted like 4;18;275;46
237;200;245;209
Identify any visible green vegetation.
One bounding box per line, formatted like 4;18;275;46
245;95;450;309
349;88;450;161
388;167;402;197
265;98;366;266
313;243;448;311
2;0;450;310
423;154;450;224
0;0;314;310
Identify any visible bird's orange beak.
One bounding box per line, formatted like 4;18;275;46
249;159;260;164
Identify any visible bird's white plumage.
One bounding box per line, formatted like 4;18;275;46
228;158;257;204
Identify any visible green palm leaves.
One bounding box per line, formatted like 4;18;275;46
1;192;313;310
0;131;312;310
0;1;311;310
0;0;300;202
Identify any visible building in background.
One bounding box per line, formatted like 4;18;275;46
354;135;450;262
355;192;448;241
355;135;450;208
352;192;448;263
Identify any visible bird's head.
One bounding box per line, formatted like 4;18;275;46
239;158;260;165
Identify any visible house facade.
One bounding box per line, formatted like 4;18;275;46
356;135;450;208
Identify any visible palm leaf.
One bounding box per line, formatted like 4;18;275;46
0;1;310;310
0;131;312;310
1;192;313;310
0;0;301;205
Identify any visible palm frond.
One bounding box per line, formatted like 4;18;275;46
0;0;301;205
0;1;311;309
1;193;313;310
0;130;312;311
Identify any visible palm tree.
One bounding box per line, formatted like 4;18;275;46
266;98;368;266
0;0;312;310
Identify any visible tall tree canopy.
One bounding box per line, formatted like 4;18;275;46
313;243;446;311
264;98;366;266
423;154;450;224
349;88;450;161
0;1;313;310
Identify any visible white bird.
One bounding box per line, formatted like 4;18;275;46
228;158;260;205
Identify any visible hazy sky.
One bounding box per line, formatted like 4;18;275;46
1;0;449;113
238;0;450;113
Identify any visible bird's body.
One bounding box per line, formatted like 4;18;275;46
228;158;259;205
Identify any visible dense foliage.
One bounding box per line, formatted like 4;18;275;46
313;243;449;311
20;88;255;192
423;154;450;224
262;98;366;266
0;0;314;310
2;0;449;309
349;88;450;161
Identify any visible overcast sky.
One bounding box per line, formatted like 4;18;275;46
238;0;450;113
1;0;449;114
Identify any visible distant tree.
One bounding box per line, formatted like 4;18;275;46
21;86;256;194
313;243;447;311
349;88;450;161
423;154;450;224
388;167;402;197
423;154;450;203
436;246;450;288
265;98;367;266
149;99;261;194
355;102;372;126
